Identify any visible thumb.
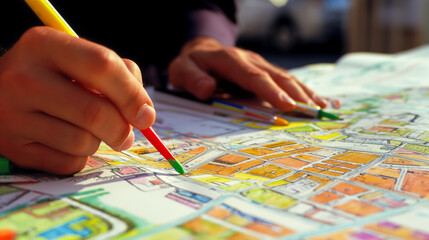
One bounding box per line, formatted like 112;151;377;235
168;56;217;100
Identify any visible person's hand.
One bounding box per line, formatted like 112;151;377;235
168;37;328;111
0;27;155;175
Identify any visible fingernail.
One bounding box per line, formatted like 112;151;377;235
136;104;156;129
279;92;295;105
116;130;135;151
279;92;296;111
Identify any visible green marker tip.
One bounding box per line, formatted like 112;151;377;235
168;158;185;175
318;110;340;120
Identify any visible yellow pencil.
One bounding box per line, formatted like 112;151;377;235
25;0;78;37
24;0;185;175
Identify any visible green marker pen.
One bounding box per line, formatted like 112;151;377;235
294;102;340;120
0;156;13;175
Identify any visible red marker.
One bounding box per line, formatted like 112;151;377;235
140;127;185;174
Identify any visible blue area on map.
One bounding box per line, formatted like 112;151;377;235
176;189;211;203
38;216;92;239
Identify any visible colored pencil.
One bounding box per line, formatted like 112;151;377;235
213;99;289;126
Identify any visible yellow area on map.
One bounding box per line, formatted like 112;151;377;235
309;132;342;140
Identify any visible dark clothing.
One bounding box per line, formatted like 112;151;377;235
0;1;237;87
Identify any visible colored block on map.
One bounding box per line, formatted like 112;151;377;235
313;163;351;173
238;147;277;156
371;126;396;132
331;182;368;195
187;146;207;155
0;198;113;239
402;170;429;198
322;160;360;169
286;172;306;181
233;173;270;183
335;200;383;217
309;132;342;140
262;152;293;160
307;175;332;190
218;160;264;176
308;230;356;240
367;166;401;178
304;167;343;177
273;157;309;169
351;173;396;191
181;217;234;236
265;179;290;187
227;214;251;226
331;151;379;164
295;154;322;162
246;222;294;237
214;154;249;165
241;188;297;209
283;147;324;156
365;221;427;240
383;157;429;166
263;141;295;148
246;164;292;178
401;144;429;154
310;191;343;204
280;144;305;151
175;153;194;163
198;163;227;173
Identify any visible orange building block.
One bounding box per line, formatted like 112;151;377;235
263;141;295;148
247;164;292;178
322;160;360;169
304;167;343;177
310;191;343;204
273;157;309;169
218;160;264;176
313;163;351;173
239;147;277;156
214;154;249;165
207;205;232;219
402;170;429;198
366;166;401;179
295;154;322;162
350;173;396;191
331;182;368;195
335;200;383;217
199;163;227;173
331;151;379;164
187;146;207;155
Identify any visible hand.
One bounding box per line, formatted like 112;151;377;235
0;27;155;175
168;37;328;111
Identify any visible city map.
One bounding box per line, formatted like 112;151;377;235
2;46;429;239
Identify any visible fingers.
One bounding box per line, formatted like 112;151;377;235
123;58;143;85
245;52;328;108
169;55;217;99
189;47;296;111
10;142;88;175
21;27;155;130
7;61;134;151
186;45;327;110
22;112;101;156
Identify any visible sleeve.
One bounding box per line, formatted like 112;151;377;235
153;0;239;90
184;0;238;47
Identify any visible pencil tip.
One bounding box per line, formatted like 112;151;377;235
273;116;289;126
168;158;185;175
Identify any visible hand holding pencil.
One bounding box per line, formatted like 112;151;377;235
0;0;161;175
